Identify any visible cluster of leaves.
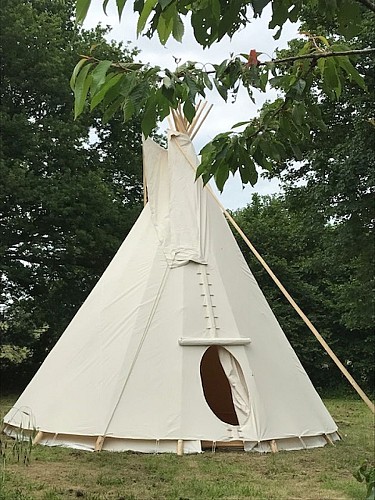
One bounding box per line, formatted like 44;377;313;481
274;11;375;333
73;0;372;190
76;0;366;44
71;34;368;190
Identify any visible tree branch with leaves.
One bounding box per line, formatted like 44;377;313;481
72;0;374;190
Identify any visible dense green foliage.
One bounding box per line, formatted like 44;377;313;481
235;194;373;392
0;0;143;385
251;12;374;390
230;10;374;392
73;0;374;190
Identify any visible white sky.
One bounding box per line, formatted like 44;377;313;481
84;1;299;209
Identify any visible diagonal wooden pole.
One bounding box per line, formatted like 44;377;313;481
222;208;375;414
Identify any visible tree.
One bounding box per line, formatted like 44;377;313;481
275;11;374;331
0;0;144;385
265;11;374;388
72;0;374;189
234;194;374;392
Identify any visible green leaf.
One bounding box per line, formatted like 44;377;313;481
137;0;158;35
294;79;306;96
103;0;110;14
323;58;341;99
157;3;175;44
288;4;299;22
195;161;208;180
158;0;173;9
213;78;228;101
239;154;258;186
122;96;135;121
157;92;171;121
291;143;303;160
317;57;326;77
129;80;150;107
259;69;269;92
74;63;92;118
214;162;230;192
184;74;203;99
90;60;113;96
172;13;184;42
202;72;213;90
337;56;366;90
102;96;122;123
183;100;195;123
232;121;250;129
292;103;305;126
248;163;258;186
70;59;87;90
163;76;173;88
269;1;288;30
316;35;330;47
119;62;144;71
307;104;328;132
142;95;157;137
279;111;292;138
76;0;91;23
90;73;123;110
251;0;271;16
337;0;362;38
157;14;174;44
116;0;127;19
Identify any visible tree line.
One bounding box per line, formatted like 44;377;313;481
0;0;373;393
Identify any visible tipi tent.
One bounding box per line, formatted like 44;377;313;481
3;115;340;454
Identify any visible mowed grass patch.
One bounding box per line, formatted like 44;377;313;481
0;396;373;499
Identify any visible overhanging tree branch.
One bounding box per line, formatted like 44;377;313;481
82;47;375;76
260;47;375;66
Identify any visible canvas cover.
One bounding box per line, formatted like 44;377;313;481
4;131;339;453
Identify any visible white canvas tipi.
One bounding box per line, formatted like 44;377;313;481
3;122;340;453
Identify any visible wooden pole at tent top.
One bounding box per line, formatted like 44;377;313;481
169;103;374;414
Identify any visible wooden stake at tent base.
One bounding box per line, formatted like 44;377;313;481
177;439;184;456
323;434;335;446
95;435;105;452
33;431;44;445
270;440;278;453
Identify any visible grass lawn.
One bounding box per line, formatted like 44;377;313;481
0;395;373;499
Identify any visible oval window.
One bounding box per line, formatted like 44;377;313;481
200;346;239;425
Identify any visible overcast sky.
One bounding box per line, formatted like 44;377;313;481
84;1;299;209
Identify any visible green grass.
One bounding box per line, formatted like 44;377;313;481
0;395;373;499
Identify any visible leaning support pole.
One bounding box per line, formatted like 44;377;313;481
222;209;375;414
